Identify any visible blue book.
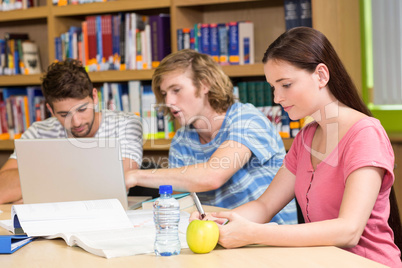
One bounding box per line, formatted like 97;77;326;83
176;28;184;51
228;21;239;65
200;23;210;55
96;15;103;64
299;0;312;27
209;23;219;62
0;235;34;254
284;0;300;30
218;23;229;65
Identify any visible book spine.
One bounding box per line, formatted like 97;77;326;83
299;0;312;27
149;15;160;67
247;81;257;106
209;23;219;63
238;21;254;65
101;14;113;67
255;81;265;107
218;23;229;65
182;28;191;50
284;0;300;30
228;21;239;65
200;23;210;55
86;16;97;65
176;28;183;51
96;15;103;65
159;14;171;62
237;81;248;104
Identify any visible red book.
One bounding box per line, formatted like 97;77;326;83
86;16;97;64
101;14;113;63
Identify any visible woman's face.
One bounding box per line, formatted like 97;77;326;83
264;59;321;120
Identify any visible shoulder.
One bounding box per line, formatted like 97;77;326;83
21;117;65;139
102;110;141;125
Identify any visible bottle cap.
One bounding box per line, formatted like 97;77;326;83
159;185;173;194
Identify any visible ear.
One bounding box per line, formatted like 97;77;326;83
200;81;210;95
92;88;99;105
46;103;55;117
315;63;330;88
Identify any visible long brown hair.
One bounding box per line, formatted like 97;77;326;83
262;27;371;116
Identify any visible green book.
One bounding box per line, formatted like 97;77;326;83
255;81;265;107
247;81;257;106
237;81;248;103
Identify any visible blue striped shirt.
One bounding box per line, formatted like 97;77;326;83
169;103;297;225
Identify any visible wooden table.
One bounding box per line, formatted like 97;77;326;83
0;204;386;268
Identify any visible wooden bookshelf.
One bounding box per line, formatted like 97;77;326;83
0;0;362;154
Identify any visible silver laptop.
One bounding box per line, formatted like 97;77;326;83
14;138;149;210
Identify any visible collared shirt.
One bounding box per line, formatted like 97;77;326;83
169;102;297;225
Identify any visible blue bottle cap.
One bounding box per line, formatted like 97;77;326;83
159;185;173;194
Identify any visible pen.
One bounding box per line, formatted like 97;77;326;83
190;192;206;220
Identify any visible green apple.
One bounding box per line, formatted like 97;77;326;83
186;220;219;254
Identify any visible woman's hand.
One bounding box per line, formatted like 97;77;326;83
213;211;256;249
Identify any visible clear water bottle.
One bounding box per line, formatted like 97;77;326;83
153;185;181;256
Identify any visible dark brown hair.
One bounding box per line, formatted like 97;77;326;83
262;27;372;116
41;59;93;108
152;49;234;119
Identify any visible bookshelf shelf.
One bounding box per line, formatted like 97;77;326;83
89;70;154;83
51;0;171;17
0;138;294;152
0;6;49;22
174;0;261;7
222;64;265;77
0;74;42;86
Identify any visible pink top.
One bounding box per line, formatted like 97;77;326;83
285;117;401;267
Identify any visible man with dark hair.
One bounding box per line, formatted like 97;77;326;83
0;59;143;204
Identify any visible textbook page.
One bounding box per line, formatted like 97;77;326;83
12;199;132;237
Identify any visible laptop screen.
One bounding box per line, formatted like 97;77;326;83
14;138;130;210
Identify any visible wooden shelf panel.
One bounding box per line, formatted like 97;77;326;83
0;6;49;22
0;138;293;151
89;69;154;83
174;0;262;7
0;65;264;87
222;63;265;77
0;74;42;86
52;0;170;17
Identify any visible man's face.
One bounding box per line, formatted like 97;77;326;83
48;95;97;138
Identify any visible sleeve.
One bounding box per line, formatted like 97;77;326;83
119;115;143;166
9;124;41;159
283;131;301;175
226;105;285;166
284;122;315;175
343;123;395;191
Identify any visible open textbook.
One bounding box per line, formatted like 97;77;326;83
4;199;189;258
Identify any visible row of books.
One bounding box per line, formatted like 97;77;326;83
0;33;42;76
234;81;301;139
54;13;171;72
0;87;48;140
177;21;254;65
284;0;312;30
98;81;175;140
52;0;110;6
0;0;37;11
